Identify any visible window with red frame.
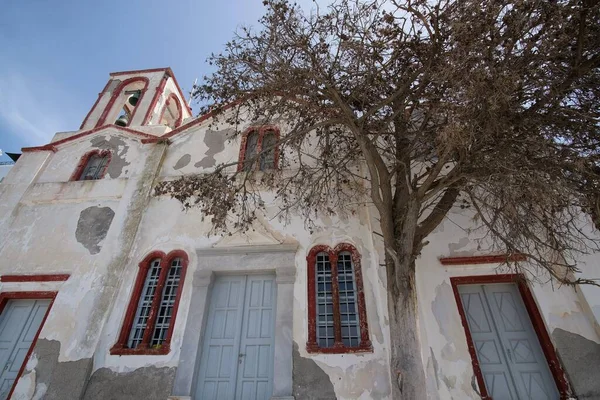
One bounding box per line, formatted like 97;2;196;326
306;244;372;353
238;126;279;171
111;250;188;355
72;150;111;181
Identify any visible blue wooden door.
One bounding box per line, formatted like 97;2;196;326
235;276;275;400
458;283;559;399
195;275;275;400
0;299;51;400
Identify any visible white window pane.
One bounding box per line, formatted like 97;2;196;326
243;131;259;171
259;131;276;170
316;252;334;348
338;251;360;347
151;258;183;347
80;154;109;180
128;259;162;348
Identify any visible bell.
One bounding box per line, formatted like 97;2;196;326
115;114;129;126
128;91;140;107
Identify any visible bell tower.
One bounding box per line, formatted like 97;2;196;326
79;68;192;134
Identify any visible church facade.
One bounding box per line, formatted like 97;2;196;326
0;68;599;400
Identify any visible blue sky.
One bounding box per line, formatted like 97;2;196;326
0;0;316;163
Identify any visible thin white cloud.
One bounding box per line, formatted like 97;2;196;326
0;71;67;146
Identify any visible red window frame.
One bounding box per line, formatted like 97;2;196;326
450;273;570;399
306;243;372;354
237;125;281;172
110;250;188;356
70;149;112;181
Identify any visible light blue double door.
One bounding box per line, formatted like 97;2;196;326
195;275;276;400
458;283;559;399
0;299;51;400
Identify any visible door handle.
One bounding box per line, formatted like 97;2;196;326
238;353;245;364
506;348;512;363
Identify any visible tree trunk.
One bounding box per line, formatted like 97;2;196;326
387;257;426;399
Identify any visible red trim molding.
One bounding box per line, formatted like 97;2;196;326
110;67;170;76
80;80;112;130
142;75;168;125
69;149;111;181
109;68;191;114
165;69;193;114
1;274;69;282
22;125;156;153
0;291;57;400
95;77;150;128
237;125;281;172
157;99;242;141
450;274;570;399
111;250;188;356
306;243;372;354
439;253;527;266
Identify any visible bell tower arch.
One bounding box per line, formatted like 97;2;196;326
80;68;192;133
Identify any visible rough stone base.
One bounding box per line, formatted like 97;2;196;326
553;328;600;399
82;366;176;400
292;343;336;400
31;339;93;400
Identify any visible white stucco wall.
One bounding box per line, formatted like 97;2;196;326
0;96;599;400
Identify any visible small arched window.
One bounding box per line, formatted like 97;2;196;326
238;126;280;172
95;77;148;128
158;93;183;129
111;250;188;355
71;150;111;181
306;243;372;353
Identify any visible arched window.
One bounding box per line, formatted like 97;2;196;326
306;243;372;353
158;93;183;129
70;150;111;181
95;77;149;128
238;126;280;171
111;250;188;355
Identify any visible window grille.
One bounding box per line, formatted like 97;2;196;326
151;258;182;346
111;250;188;355
307;244;371;353
128;259;161;348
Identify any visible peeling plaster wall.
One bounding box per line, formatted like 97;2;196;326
38;130;143;183
160;124;238;176
82;366;176;400
2;134;169;399
2;106;600;400
414;205;600;398
92;178;392;400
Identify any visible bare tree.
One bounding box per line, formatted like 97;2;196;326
156;0;600;397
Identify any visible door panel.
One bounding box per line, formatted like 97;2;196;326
235;276;275;400
196;277;247;400
459;284;559;400
484;284;559;400
195;275;276;400
459;286;519;399
0;299;51;400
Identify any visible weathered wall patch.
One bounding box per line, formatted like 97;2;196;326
75;206;115;254
174;154;191;170
83;366;176;400
195;129;227;168
553;328;600;398
292;343;336;400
